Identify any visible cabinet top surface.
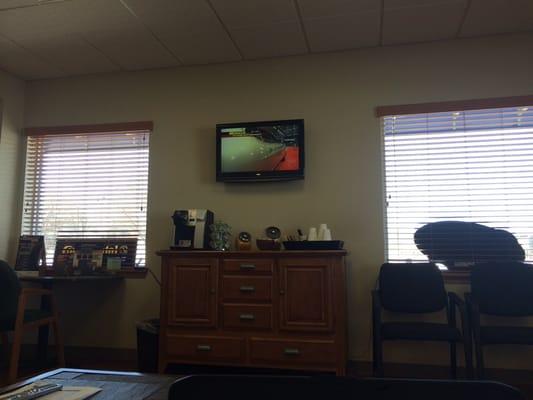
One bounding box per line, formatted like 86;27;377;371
156;249;347;257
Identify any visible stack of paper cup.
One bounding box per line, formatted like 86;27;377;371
323;229;332;240
308;227;318;241
318;224;328;240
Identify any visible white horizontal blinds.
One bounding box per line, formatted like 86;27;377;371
22;130;150;267
383;105;533;263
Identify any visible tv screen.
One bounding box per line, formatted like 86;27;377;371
216;119;304;182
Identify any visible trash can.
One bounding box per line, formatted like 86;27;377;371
136;318;159;373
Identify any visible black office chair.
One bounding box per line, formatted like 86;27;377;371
0;260;64;383
372;263;473;378
168;375;524;400
467;262;533;379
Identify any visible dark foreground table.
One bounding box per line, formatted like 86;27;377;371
0;368;177;400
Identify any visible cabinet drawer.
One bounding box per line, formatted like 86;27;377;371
166;335;244;362
223;259;273;274
222;276;272;302
222;304;272;330
250;338;336;366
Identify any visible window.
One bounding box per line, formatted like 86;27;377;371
22;122;151;267
381;101;533;265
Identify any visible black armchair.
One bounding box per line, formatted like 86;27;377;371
372;263;473;378
466;261;533;379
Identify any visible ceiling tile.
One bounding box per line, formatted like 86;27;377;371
123;0;241;65
62;0;180;70
383;0;468;45
460;0;533;37
123;0;211;32
0;35;63;79
230;21;307;59
0;2;119;75
210;0;307;59
64;0;140;31
303;11;381;52
298;0;381;52
0;0;45;10
0;2;75;37
81;27;179;70
297;0;381;18
15;34;120;76
210;0;299;28
151;28;242;65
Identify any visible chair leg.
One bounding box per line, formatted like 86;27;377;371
8;292;28;384
372;291;384;377
1;332;8;352
475;342;485;379
8;327;23;384
373;337;384;377
450;341;457;379
463;336;474;379
51;321;65;367
50;294;65;368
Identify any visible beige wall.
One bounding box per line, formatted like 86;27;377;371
23;33;533;368
0;69;25;262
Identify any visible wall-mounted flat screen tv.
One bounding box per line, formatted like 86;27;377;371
216;119;305;182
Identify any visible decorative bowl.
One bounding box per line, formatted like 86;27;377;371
256;239;281;251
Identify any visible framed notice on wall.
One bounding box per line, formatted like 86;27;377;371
14;235;46;271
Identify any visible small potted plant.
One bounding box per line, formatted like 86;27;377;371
209;220;232;251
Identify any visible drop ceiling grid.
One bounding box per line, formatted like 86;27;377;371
0;0;531;80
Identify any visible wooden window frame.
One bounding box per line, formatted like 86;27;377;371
376;95;533;117
25;121;153;136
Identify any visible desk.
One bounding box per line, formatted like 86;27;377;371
19;276;124;366
0;368;177;399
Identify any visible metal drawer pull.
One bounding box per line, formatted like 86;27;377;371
239;314;255;321
196;345;212;352
240;264;256;270
239;285;255;292
284;348;300;356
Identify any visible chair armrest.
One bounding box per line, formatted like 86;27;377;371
464;292;480;314
447;291;468;329
448;291;465;307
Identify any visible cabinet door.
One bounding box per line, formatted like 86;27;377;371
279;258;333;332
167;258;218;327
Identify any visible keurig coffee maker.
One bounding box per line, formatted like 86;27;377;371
172;209;214;250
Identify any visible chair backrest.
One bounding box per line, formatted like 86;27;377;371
378;263;447;313
168;375;525;400
471;262;533;316
0;260;21;323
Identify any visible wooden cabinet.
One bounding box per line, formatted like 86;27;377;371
157;250;347;375
279;258;333;332
165;258;217;327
